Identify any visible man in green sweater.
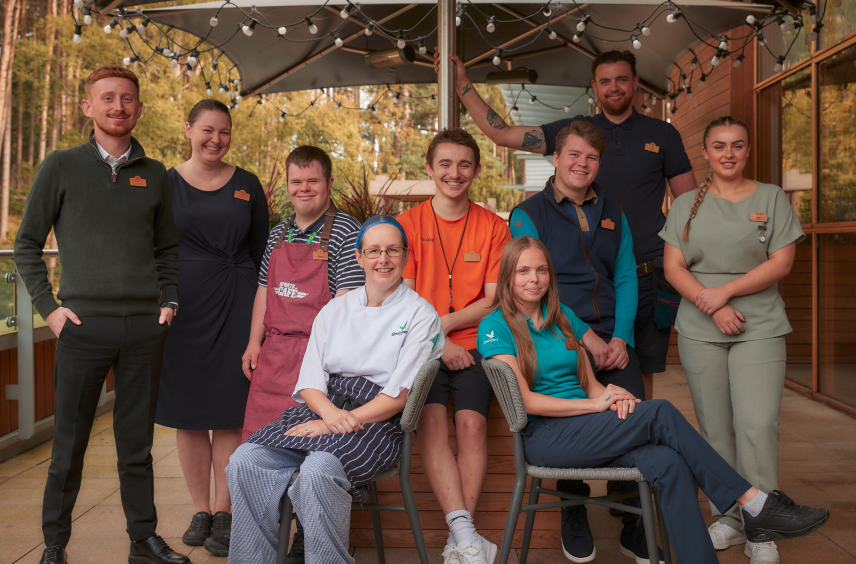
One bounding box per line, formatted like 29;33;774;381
14;66;187;564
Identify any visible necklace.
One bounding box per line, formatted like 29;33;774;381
430;199;471;314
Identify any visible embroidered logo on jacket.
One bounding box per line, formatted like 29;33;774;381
275;282;308;299
391;320;410;337
483;331;499;345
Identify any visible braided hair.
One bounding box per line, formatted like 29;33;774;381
682;116;750;242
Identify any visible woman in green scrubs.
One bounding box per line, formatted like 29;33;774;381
661;116;805;564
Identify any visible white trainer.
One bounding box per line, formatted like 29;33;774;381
708;522;747;550
442;544;462;564
745;541;779;564
456;535;498;564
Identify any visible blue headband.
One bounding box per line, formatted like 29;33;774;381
354;215;409;249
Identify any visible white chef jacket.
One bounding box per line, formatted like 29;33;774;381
293;281;445;402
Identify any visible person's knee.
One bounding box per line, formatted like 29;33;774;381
641;445;691;482
455;411;487;446
733;411;780;442
225;443;257;481
297;453;348;490
417;405;449;442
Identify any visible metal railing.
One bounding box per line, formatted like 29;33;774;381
0;249;109;454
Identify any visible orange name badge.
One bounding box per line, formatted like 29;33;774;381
313;250;329;261
644;142;660;153
601;218;615;230
750;212;768;222
565;339;576;350
234;190;250;201
516;221;522;227
464;251;481;262
129;176;147;187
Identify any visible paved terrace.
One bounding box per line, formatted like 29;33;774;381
2;366;855;564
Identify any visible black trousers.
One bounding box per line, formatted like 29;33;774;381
43;315;169;547
557;341;647;529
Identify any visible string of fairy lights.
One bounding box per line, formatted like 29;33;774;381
69;0;825;117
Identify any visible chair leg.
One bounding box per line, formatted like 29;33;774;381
637;481;660;564
654;491;671;564
500;473;527;564
277;492;294;564
519;477;541;564
368;482;385;564
400;469;430;564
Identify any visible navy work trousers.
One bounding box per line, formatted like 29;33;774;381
522;399;752;564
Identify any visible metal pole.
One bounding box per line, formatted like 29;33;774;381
5;273;35;440
437;0;456;130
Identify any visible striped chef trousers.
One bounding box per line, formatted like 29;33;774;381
226;443;354;564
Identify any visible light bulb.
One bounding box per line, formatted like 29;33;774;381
209;16;218;27
547;27;557;40
542;4;552;17
334;34;344;47
492;50;502;65
236;94;243;101
811;14;818;24
397;37;406;49
219;86;226;94
83;13;92;25
529;96;536;104
456;10;462;27
74;0;84;7
774;58;784;72
163;48;173;57
170;58;178;68
279;114;285;122
309;23;318;34
650;97;656;105
666;13;675;23
733;54;744;68
587;97;594;104
234;104;240;110
719;39;728;51
573;33;581;43
104;24;113;34
278;26;287;36
697;78;705;87
119;27;130;38
563;105;570;113
123;57;131;65
711;55;720;66
690;58;697;70
756;32;765;46
746;15;756;25
336;102;342;110
365;23;374;36
632;35;641;49
686;88;693;100
810;29;818;42
73;32;82;43
645;106;651;113
186;66;194;77
641;26;650;36
206;86;213;96
340;5;352;18
418;42;427;55
188;55;197;67
260;99;265;105
242;20;256;36
667;10;681;23
577;20;586;32
487;17;496;33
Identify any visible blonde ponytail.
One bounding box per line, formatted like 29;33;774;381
683;171;712;242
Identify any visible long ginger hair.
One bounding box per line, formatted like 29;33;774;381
490;237;590;391
683;116;750;241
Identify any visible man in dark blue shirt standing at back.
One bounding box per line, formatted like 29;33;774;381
441;49;697;563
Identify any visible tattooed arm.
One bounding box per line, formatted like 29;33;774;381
435;49;549;154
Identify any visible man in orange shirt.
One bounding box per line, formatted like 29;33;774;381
398;128;511;564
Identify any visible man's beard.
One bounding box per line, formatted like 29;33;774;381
95;114;136;137
600;95;633;116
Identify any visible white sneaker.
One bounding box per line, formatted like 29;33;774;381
442;544;462;564
708;521;747;550
456;535;498;564
745;541;779;564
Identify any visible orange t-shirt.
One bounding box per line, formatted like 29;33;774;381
398;200;511;350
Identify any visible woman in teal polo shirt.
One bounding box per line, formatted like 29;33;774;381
477;236;827;564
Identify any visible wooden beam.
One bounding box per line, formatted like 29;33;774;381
245;4;418;96
97;0;123;23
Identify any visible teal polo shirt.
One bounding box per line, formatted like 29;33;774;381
477;303;590;421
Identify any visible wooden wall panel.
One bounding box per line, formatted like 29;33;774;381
0;338;58;434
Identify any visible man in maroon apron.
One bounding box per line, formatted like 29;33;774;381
242;146;364;440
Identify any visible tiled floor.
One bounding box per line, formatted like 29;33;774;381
2;366;855;563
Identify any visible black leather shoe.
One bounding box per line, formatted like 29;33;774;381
39;546;68;564
285;519;305;564
181;512;212;547
560;505;595;562
743;490;829;543
203;511;231;557
129;535;190;564
619;519;665;564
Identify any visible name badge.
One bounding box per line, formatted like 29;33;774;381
565;340;576;350
601;218;615;230
129;176;147;187
750;212;768;222
464;251;481;262
644;142;660;153
234;190;251;201
313;250;329;261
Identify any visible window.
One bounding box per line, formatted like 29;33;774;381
819;232;856;407
758;14;812;81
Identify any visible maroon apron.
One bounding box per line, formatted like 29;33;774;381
241;203;337;441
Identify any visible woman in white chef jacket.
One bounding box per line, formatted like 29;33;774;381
226;215;445;564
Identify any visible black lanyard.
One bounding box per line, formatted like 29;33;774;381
430;199;471;314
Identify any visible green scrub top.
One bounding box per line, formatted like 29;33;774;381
659;183;805;343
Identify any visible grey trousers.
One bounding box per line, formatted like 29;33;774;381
678;335;786;531
226;443;354;564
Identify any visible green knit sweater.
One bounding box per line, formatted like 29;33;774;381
14;134;179;318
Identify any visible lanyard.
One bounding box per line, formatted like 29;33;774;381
286;228;318;244
430;199;471;314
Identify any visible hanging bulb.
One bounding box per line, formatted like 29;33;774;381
542;3;552;17
219;85;226;94
306;17;318;34
397;33;406;49
370;104;377;112
170;57;178;68
188;50;198;67
123;55;139;66
456;9;463;27
334;34;344;47
492;49;502;66
119;25;133;38
681;72;688;87
340;3;353;18
563;105;570;113
746;14;756;25
260;98;265;105
73;24;83;43
278;26;287;36
235;94;243;101
685;87;693;100
711;54;720;66
719;38;728;51
697;74;706;87
810;24;823;42
811;13;818;25
74;0;85;7
690;58;698;70
756;31;765;46
163;47;173;57
733;53;745;67
234;104;240;110
136;17;150;34
418;41;427;55
587;96;594;104
577;15;590;32
365;23;375;36
546;27;557;40
650;97;657;106
279;112;285;122
83;8;92;25
242;19;256;36
573;32;582;43
487;16;496;33
205;83;214;96
103;18;118;34
335;102;342;110
773;56;785;73
209;15;219;27
645;105;652;114
666;9;682;23
186;63;194;77
631;35;642;49
641;25;650;36
529;96;536;104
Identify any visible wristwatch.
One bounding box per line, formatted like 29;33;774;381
160;302;179;316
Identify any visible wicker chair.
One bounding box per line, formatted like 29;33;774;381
481;358;672;564
276;359;441;564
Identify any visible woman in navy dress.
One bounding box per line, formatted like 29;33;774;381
155;99;269;556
